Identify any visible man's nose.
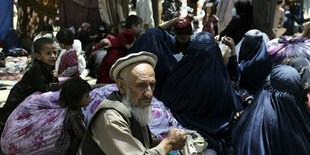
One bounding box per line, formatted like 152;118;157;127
144;85;153;99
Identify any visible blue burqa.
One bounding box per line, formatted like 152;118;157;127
232;65;310;154
162;32;243;154
238;29;272;94
127;28;177;100
0;0;13;40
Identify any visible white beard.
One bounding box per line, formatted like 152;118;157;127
122;89;152;126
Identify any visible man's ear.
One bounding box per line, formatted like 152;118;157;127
117;79;126;95
35;53;41;60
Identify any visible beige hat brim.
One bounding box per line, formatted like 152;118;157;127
110;51;158;81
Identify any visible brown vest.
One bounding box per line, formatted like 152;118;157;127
78;92;152;154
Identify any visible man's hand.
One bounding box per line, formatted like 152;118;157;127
159;129;187;153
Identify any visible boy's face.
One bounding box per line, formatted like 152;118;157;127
132;24;143;37
35;44;57;66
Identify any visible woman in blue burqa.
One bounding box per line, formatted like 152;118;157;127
162;32;243;154
236;29;272;106
126;28;177;100
288;57;310;111
232;64;310;154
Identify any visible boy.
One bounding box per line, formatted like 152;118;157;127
0;38;60;133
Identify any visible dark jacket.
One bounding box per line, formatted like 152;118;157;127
0;60;60;130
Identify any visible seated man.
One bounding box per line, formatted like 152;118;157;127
78;51;186;154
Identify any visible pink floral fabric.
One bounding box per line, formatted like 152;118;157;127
1;91;66;154
149;97;184;140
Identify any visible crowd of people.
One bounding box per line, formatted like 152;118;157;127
0;0;310;154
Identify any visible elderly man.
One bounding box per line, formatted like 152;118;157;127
78;51;186;154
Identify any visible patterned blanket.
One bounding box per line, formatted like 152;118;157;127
0;56;28;81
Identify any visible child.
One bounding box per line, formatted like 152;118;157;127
96;15;143;84
55;77;91;155
202;2;219;36
55;78;91;155
56;29;80;77
0;37;60;133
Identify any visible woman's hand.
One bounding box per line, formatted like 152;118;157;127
222;36;236;56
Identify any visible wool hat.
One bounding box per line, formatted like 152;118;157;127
110;51;158;81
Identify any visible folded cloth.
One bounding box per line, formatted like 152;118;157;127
182;130;207;155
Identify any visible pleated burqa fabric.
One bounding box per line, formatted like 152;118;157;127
232;65;310;155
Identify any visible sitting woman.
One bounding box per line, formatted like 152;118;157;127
232;65;310;154
221;29;272;107
288;57;310;111
237;29;272;95
161;32;243;154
